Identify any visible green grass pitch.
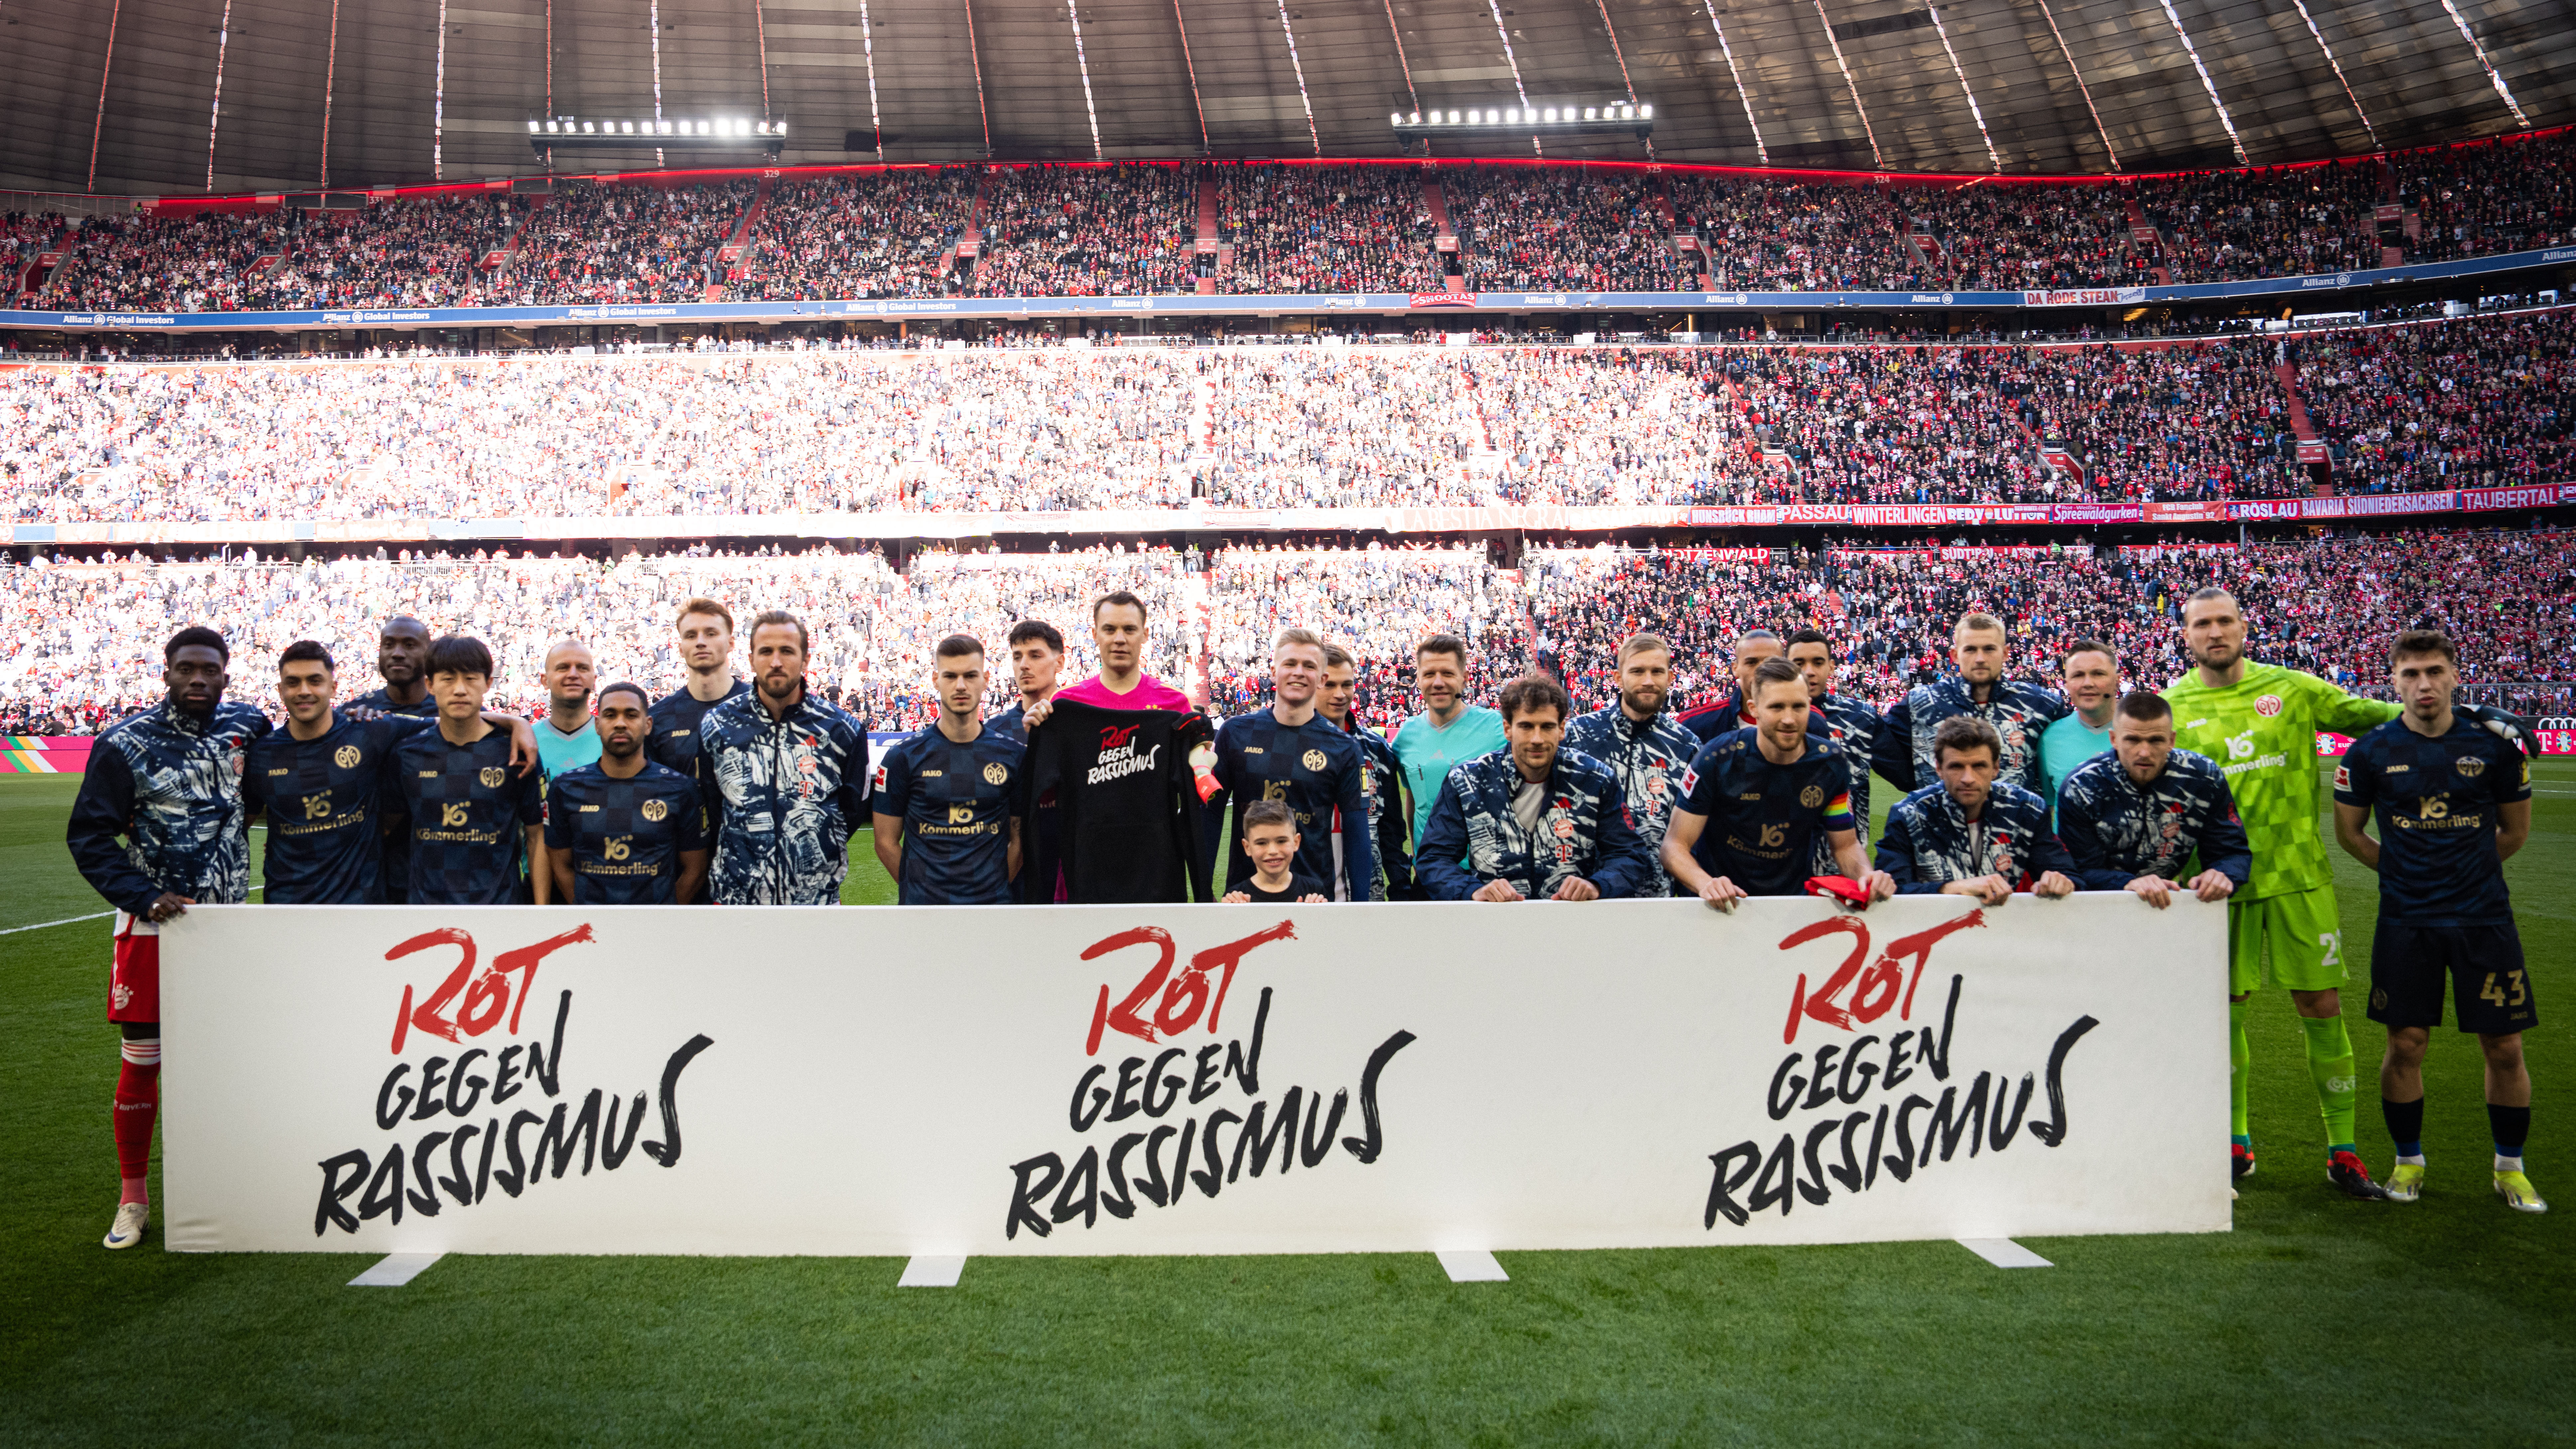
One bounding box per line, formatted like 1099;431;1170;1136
3;763;2571;1444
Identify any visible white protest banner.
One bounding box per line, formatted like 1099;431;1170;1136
159;894;2229;1256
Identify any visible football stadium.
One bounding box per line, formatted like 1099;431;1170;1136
3;0;2573;1439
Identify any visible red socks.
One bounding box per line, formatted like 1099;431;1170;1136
115;1040;160;1205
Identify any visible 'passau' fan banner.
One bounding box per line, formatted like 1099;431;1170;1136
160;896;2228;1256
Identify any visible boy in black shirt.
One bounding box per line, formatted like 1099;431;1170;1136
1224;801;1327;904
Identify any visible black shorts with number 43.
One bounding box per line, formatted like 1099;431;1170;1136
2367;921;2537;1035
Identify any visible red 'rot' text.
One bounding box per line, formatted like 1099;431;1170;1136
389;923;597;1054
1083;920;1298;1054
1778;911;1985;1046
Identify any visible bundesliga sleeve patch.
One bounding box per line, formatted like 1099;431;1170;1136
2333;765;2350;790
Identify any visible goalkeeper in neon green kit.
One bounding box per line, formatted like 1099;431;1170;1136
2166;587;2402;1199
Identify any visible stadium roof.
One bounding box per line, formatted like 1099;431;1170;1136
2;0;2568;195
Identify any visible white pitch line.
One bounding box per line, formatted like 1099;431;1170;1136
0;910;112;936
349;1252;444;1286
1957;1237;2053;1268
1436;1249;1509;1282
898;1254;966;1287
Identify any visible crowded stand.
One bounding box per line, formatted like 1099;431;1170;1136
2297;308;2576;495
2390;130;2576;264
1219;165;1441;295
966;164;1196;297
9;312;2570;522
733;171;978;301
1450;167;1700;293
4;528;2567;738
242;195;520;311
499;180;755;305
5;133;2572;316
1525;531;2576;715
1201;547;1521;726
2130;157;2388;284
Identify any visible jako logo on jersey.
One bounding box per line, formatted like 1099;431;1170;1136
2254;695;2284;717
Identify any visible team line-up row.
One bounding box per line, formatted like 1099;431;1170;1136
71;579;2549;1253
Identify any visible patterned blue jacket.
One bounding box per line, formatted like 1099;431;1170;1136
1874;780;2075;895
1417;747;1657;901
2055;748;2252;891
1872;676;2070;798
67;699;272;916
700;686;872;906
1563;704;1699;852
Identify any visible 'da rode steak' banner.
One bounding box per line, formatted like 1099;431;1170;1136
160;896;2228;1256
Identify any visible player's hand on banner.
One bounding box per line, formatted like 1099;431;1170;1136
1471;879;1525;902
145;892;194;924
1022;699;1054;730
1297;893;1328;904
1550;877;1601;902
2188;868;2237;903
2126;874;2179;909
1943;875;2012;906
1697;875;1747;912
1222;890;1250;903
2032;870;2076;899
2463;703;2542;759
1863;870;1896;906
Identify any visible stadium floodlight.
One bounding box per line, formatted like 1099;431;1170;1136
532;115;787;155
1392;100;1652;144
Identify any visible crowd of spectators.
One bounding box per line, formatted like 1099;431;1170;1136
244;196;519;311
966;165;1196;298
1450;167;1699;293
1202;546;1521;728
733;172;978;301
6;311;2567;522
1526;530;2576;716
499;181;755;305
8;132;2572;315
1219;165;1441;295
2298;307;2576;495
5;527;2566;739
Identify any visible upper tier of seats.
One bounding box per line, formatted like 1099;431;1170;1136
6;129;2568;313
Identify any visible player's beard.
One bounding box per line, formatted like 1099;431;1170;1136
1621;683;1667;718
2193;636;2243;670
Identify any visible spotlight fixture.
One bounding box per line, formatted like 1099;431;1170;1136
1392;101;1653;144
530;116;788;155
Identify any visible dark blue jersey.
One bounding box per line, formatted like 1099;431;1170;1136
1675;728;1857;898
391;726;547;905
351;687;437;900
2335;716;2531;926
350;687;437;718
1205;710;1373;899
542;761;708;905
647;681;751;855
242;712;440;904
988;702;1030;744
874;724;1028;905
